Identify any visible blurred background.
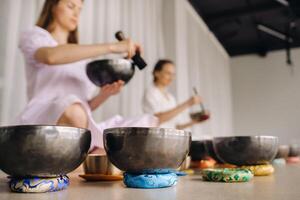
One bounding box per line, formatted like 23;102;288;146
0;0;299;144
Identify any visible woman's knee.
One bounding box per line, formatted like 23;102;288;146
58;103;88;128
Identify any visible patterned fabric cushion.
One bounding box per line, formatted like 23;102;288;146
123;169;186;188
202;168;253;182
124;172;178;189
9;175;69;193
241;164;275;176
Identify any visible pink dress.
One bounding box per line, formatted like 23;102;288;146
16;26;158;150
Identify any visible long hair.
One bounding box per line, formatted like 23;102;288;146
36;0;79;44
153;59;174;83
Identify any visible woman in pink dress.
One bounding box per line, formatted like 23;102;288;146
17;0;158;153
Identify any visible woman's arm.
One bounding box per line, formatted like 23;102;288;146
88;81;124;111
35;39;138;65
155;96;201;124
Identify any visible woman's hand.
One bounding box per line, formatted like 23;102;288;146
100;80;124;98
187;95;202;106
88;80;124;111
110;39;142;58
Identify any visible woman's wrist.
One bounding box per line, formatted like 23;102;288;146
107;42;123;54
88;91;109;110
96;90;109;101
98;43;117;54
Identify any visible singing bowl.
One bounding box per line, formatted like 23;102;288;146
289;144;300;157
189;140;210;161
190;139;224;163
0;125;91;177
178;156;191;171
190;112;210;121
205;139;224;163
213;136;278;166
86;59;135;87
275;145;290;159
83;154;122;175
103;127;191;173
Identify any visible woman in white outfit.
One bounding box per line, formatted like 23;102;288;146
143;59;209;129
17;0;158;154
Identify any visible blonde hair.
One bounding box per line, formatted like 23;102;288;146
36;0;79;44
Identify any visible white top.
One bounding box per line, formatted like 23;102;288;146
16;26;158;150
19;26;96;102
143;84;181;129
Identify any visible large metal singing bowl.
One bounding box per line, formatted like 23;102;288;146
189;140;209;161
204;139;224;163
0;125;91;177
213;136;279;166
289;144;300;157
86;59;135;87
275;145;290;159
103;127;191;173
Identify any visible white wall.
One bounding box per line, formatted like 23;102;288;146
231;49;300;145
184;3;232;139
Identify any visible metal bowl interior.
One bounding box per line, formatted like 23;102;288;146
0;125;91;177
103;127;191;173
213;136;279;166
86;59;134;87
